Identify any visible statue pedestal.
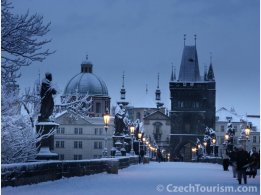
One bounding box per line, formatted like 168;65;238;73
36;122;59;160
112;135;125;156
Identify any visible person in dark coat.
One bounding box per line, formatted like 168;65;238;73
139;148;145;164
156;148;162;163
229;147;238;178
221;144;230;171
39;72;56;122
236;145;250;184
249;146;259;178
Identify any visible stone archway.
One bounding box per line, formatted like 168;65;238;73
171;135;203;161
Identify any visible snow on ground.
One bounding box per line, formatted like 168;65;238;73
2;162;260;195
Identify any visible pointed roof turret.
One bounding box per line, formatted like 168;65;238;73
155;73;164;108
178;45;201;82
120;71;126;100
207;63;215;81
155;73;161;101
117;71;129;106
207;53;215;81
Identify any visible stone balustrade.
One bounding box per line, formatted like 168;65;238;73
2;156;142;187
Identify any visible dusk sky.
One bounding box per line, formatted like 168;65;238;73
12;0;260;115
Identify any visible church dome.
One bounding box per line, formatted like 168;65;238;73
63;62;108;96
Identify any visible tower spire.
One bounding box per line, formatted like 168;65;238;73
194;34;197;46
122;71;125;88
155;73;163;108
155;73;161;100
184;34;186;46
120;71;126;100
157;73;160;88
207;52;215;81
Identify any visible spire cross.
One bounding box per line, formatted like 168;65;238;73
86;54;88;61
194;34;197;46
146;84;148;94
184;34;186;46
210;52;213;64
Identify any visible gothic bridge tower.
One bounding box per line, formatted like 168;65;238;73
169;35;216;161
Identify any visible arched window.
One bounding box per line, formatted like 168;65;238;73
153;122;163;142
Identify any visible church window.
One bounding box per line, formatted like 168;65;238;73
96;102;101;113
94;128;98;135
79;128;83;134
253;136;256;143
74;141;78;148
221;125;225;132
153;122;162;141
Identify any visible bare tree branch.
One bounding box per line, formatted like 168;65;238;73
1;0;55;84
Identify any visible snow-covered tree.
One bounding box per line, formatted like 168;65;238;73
57;94;93;119
1;84;54;164
1;0;54;84
1;0;54;163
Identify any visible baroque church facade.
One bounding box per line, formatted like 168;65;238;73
169;36;216;161
53;60;114;160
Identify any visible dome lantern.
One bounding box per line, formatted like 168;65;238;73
81;62;93;73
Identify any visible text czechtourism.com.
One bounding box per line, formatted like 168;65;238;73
156;184;258;193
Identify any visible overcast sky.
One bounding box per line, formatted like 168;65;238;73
12;0;259;115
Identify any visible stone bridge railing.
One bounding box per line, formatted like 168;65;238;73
2;156;147;187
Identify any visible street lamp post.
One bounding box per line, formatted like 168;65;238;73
245;126;251;140
138;132;142;155
103;112;110;157
142;137;146;151
245;125;251;151
203;141;207;157
212;138;216;156
130;124;135;155
191;147;197;161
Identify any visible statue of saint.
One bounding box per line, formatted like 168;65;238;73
38;72;56;122
114;104;127;135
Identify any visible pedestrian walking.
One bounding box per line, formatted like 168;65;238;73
221;144;230;171
229;147;238;178
236;145;250;184
249;146;259;178
156;148;162;163
139;148;145;164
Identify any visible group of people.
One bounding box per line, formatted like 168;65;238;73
225;146;259;185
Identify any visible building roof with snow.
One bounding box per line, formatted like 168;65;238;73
216;107;260;132
216;107;243;123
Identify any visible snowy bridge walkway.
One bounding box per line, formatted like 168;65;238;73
2;162;260;195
